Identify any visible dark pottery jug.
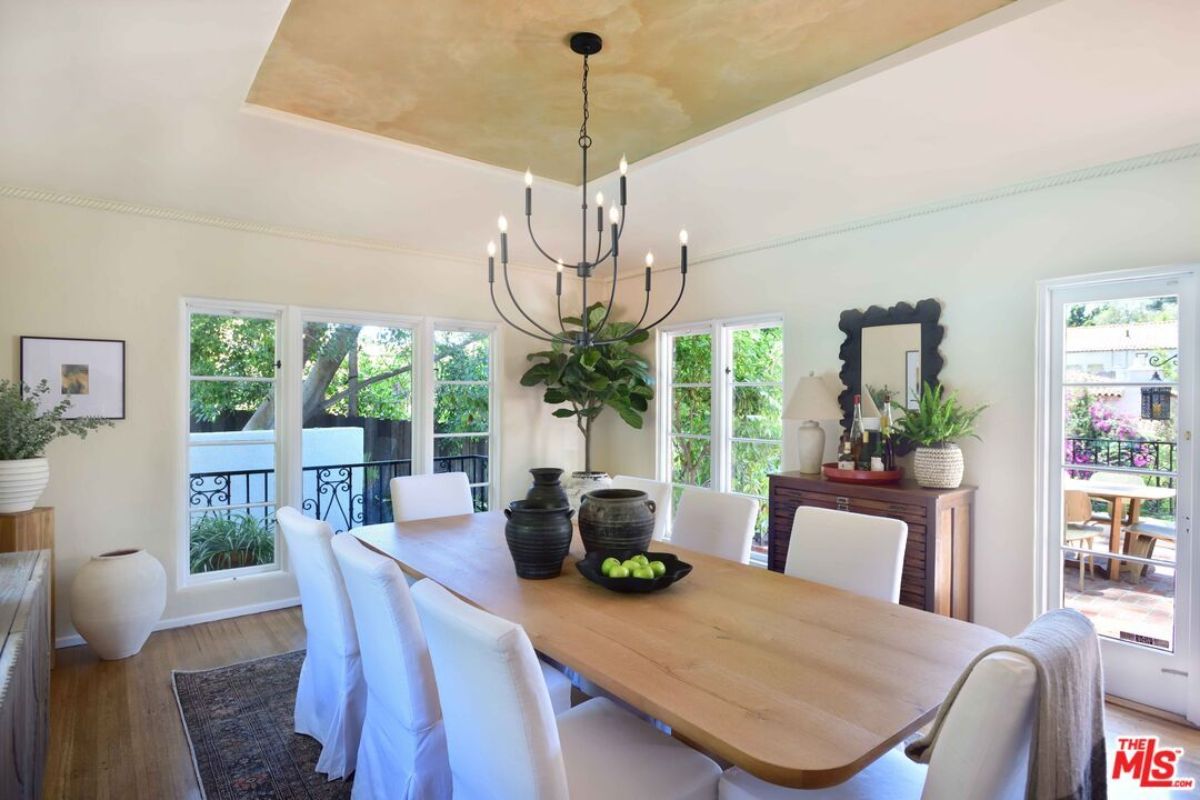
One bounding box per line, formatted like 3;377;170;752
504;501;574;579
524;468;569;510
577;489;656;554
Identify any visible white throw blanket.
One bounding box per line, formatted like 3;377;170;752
906;609;1106;800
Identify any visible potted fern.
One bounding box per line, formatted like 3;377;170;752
894;382;986;489
0;379;112;512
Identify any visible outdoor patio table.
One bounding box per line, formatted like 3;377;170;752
1063;477;1176;580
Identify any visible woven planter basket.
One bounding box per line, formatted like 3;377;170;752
913;445;964;489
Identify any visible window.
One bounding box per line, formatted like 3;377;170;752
185;303;281;580
182;303;498;583
432;325;495;511
658;317;784;563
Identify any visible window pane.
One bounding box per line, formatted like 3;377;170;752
190;380;273;432
189;313;276;378
189;507;275;574
732;386;783;439
435;330;490;381
672;333;711;383
435;385;489;433
732;326;783;383
732;441;781;498
671;437;711;488
434;436;490;502
672;388;711;435
1063;295;1178;382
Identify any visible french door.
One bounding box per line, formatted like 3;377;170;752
1040;268;1196;715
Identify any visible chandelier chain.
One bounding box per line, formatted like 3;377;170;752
578;55;592;150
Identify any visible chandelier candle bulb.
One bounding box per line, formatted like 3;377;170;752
645;252;654;268
680;230;688;272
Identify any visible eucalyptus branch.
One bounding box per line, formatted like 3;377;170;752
0;380;113;460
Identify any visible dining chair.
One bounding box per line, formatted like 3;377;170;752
671;488;759;564
276;507;366;780
719;651;1036;800
330;534;451;799
390;472;474;522
411;578;722;800
1064;490;1102;590
783;506;907;603
611;475;673;540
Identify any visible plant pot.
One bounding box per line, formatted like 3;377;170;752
913;444;964;489
0;457;50;513
524;468;569;510
69;549;167;660
564;471;613;510
504;502;574;579
577;488;657;554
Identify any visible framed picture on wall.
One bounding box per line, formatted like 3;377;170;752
20;336;126;419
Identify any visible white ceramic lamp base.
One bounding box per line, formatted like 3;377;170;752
796;421;825;474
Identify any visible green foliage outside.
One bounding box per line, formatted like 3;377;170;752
0;379;112;460
521;304;653;473
189;514;275;573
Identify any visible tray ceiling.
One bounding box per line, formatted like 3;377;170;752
247;0;1010;184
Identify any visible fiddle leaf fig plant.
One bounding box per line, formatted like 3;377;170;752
520;303;654;473
893;381;986;448
0;379;113;460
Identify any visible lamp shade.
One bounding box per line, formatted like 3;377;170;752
784;374;842;421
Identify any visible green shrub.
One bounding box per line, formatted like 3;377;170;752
0;379;112;460
190;514;275;573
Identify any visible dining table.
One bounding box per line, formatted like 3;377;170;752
1063;477;1176;579
353;511;1006;790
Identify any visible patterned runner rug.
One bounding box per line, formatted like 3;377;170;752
173;650;352;799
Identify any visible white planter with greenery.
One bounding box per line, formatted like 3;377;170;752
895;383;986;490
0;380;111;513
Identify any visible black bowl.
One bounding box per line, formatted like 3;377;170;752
575;550;692;593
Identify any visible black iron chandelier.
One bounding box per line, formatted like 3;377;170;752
486;31;688;347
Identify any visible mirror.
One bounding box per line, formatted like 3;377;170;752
837;299;944;454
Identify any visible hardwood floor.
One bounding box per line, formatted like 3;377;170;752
46;607;1200;798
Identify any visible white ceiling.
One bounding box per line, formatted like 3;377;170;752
1;0;1197;274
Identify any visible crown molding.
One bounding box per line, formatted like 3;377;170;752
0;183;556;276
616;140;1200;281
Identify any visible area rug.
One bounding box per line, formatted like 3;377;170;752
172;650;352;799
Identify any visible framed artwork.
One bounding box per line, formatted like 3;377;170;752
20;336;126;419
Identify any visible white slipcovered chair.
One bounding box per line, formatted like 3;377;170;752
411;578;722;800
330;534;451;799
671;488;759;564
719;651;1036;800
784;506;908;603
611;475;673;540
276;507;366;779
390;472;474;522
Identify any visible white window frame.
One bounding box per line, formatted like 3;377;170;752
180;298;289;586
179;302;500;587
426;318;500;512
656;313;784;563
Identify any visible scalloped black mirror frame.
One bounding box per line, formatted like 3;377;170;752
837;298;944;456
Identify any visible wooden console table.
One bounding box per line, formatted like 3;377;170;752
0;550;52;799
0;509;55;659
768;473;975;620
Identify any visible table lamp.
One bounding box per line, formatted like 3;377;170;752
784;373;843;474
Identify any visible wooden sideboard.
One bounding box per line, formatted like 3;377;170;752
0;508;55;660
767;472;975;620
0;550;51;800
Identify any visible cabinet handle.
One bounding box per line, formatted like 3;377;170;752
836;496;850;511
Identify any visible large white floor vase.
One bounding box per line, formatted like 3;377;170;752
913;445;965;489
0;457;50;513
70;549;166;660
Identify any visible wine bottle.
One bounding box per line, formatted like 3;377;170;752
849;394;865;471
880;392;896;471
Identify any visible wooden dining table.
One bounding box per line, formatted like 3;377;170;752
354;511;1006;789
1064;477;1176;579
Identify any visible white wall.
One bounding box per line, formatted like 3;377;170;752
0;195;581;642
596;155;1200;636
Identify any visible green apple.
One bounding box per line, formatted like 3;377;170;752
621;559;641;573
632;554;650;567
632;566;655;580
648;560;666;577
600;557;621;576
608;565;631;579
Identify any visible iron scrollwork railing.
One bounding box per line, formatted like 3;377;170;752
1064;437;1176;517
189;455;490;534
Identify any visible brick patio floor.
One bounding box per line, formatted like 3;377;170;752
1064;538;1175;650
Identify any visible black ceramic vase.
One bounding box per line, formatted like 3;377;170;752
504;501;574;579
524;468;569;510
577;489;657;554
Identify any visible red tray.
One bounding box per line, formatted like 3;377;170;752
822;463;903;484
